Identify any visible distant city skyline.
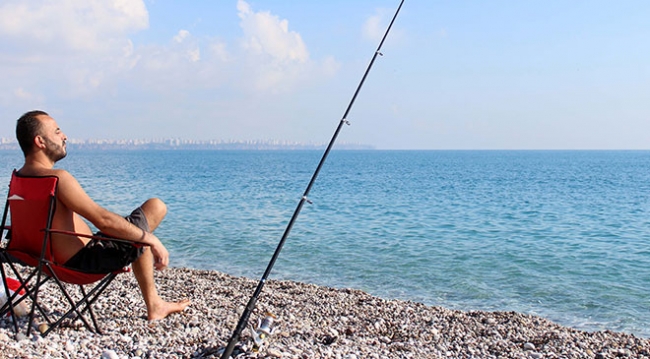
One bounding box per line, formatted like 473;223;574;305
0;137;374;150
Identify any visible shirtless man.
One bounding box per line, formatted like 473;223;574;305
14;110;190;321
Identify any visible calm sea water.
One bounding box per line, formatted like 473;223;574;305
1;150;649;337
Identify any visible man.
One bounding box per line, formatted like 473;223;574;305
14;110;190;321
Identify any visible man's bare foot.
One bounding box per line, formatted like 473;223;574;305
147;299;191;321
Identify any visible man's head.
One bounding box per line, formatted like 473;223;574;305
16;110;68;162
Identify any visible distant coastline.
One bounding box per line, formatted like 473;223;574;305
0;138;374;151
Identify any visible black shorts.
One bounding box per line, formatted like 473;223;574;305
63;207;149;274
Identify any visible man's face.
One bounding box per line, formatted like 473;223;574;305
36;115;67;162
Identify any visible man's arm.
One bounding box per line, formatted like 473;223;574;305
54;169;169;269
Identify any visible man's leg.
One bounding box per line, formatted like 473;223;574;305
130;198;190;320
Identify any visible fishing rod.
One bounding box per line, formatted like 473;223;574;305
219;1;404;357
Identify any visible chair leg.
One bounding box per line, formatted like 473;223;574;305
1;260;120;337
41;267;118;337
44;266;95;334
19;274;54;326
77;285;102;334
67;274;117;335
26;272;41;337
1;259;56;337
0;262;54;324
0;259;19;334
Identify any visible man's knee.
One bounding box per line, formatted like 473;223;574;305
142;198;167;229
144;198;167;216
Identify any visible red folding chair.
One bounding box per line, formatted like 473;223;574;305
0;170;132;337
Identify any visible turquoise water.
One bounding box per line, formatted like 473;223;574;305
1;150;649;337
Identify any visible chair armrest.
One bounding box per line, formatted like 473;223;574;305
44;229;148;247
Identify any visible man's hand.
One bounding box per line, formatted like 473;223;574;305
145;232;169;270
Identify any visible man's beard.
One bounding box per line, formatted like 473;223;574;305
44;137;67;162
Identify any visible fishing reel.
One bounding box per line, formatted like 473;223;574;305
249;312;277;352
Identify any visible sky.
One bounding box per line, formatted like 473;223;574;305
0;0;648;150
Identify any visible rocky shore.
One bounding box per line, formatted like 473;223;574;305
1;267;648;358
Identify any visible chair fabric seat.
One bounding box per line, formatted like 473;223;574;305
6;250;110;285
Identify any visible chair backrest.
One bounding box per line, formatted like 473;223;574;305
5;170;117;284
6;170;58;266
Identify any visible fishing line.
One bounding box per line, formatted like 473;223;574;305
219;1;404;357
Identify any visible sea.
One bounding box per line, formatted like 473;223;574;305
1;149;648;338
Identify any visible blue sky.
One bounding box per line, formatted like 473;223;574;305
0;0;648;149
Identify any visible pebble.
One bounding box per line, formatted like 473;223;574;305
101;349;119;359
266;347;283;358
0;267;647;359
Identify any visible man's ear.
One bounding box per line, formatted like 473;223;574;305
34;135;46;149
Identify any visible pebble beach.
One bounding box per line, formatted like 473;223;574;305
0;267;648;359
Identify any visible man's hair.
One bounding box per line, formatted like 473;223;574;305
16;110;49;156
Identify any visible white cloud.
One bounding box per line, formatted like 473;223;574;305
171;30;200;62
187;48;201;63
174;30;191;43
237;0;309;64
363;12;384;42
0;0;148;52
321;56;341;77
209;42;232;62
235;0;313;92
362;7;407;44
362;7;406;49
130;30;208;90
14;88;33;100
122;1;326;95
0;0;339;118
0;0;149;100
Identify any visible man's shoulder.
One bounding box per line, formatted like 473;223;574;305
25;168;78;186
16;166;70;179
50;169;82;187
50;168;71;177
41;168;73;181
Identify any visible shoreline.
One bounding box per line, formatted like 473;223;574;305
1;267;648;358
